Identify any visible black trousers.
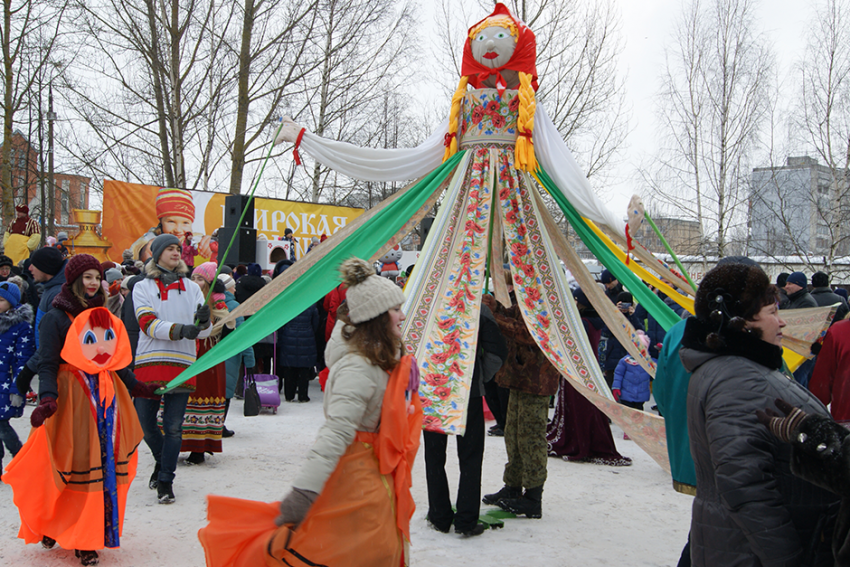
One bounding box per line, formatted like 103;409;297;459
280;366;312;401
423;396;485;532
483;380;510;430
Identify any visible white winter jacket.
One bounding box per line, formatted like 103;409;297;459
292;320;389;493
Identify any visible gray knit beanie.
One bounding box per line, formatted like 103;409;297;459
151;234;181;264
341;258;406;324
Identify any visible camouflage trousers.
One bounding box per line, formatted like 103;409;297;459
502;389;549;490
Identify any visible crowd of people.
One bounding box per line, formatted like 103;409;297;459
4;216;850;567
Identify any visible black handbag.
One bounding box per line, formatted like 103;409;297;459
243;374;261;417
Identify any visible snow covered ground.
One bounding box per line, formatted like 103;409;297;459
1;380;692;566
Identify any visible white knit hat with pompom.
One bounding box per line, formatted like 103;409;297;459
341;257;406;324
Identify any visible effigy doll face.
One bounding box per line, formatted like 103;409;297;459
79;321;118;367
471;26;516;68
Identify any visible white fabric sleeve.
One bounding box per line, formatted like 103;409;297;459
533;106;626;236
297;120;450;183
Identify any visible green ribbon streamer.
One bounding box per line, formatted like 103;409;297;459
159;152;465;392
642;211;698;293
535;167;681;332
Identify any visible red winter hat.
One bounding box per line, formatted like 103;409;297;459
460;3;538;96
155;187;194;222
65;254;104;285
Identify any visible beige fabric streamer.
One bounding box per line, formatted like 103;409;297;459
531;186;656;379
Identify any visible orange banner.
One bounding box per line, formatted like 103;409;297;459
101;180;364;264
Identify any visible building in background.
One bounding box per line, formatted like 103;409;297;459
749;156;850;258
2;130;90;230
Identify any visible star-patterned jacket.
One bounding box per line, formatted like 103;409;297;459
0;303;34;420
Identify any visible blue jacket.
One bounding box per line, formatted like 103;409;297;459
276;305;319;368
612;354;655;403
34;261;67;348
222;291;255;398
0;304;35;420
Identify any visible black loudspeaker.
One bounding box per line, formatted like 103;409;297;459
217;227;257;265
419;217;435;247
224;194;254;228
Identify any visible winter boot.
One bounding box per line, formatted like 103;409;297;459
41;536;56;549
186;452;205;465
482;485;522;506
157;481;175;504
498;486;543;519
75;550;99;566
222;399;235;437
148;462;161;490
455;523;486;537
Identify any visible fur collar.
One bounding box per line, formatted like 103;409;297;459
145;260;189;280
0;303;33;335
681;316;784;370
146;259;189;287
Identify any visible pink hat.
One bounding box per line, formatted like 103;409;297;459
193;261;218;285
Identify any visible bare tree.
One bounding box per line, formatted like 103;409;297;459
750;0;850;274
287;0;416;204
225;0;319;195
62;0;237;190
644;0;773;259
1;0;68;226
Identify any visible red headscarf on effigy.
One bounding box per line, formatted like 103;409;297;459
460;2;538;97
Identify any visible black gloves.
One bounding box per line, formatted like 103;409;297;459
195;304;211;327
15;364;35;398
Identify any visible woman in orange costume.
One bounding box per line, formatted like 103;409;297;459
5;284;147;565
199;257;423;567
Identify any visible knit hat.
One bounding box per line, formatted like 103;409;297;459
65;254;103;285
786;272;807;288
105;268;124;284
122;249;133;262
776;272;789;287
150;234;181;264
341;258;406;324
155;187;194;221
600;269;616;284
101;261;118;272
57;231;69;241
247;263;262;277
0;255;13;269
837;288;848;300
0;281;21;308
31;247;65;276
193;261;218;285
812;271;830;288
14;205;28;215
217;273;236;290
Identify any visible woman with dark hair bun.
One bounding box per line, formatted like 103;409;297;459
681;262;839;566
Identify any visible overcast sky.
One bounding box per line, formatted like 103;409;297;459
610;0;809;213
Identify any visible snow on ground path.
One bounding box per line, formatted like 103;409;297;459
1;380;691;566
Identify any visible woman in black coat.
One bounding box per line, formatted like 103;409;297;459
273;259;318;402
681;262;838;567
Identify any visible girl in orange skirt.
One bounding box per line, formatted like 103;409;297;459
199;257;422;567
5;256;153;566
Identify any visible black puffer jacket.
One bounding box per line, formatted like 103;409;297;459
276;305;319;368
681;318;839;567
